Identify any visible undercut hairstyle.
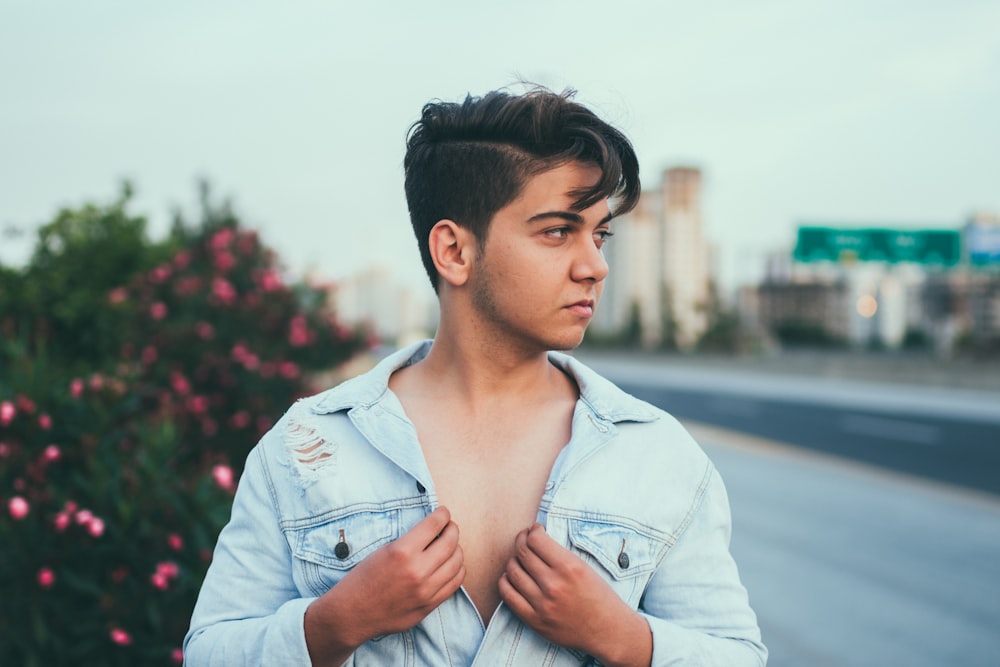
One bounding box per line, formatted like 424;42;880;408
403;87;641;292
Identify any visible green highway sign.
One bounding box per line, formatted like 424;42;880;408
793;226;961;265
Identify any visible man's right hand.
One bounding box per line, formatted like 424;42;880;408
304;506;465;667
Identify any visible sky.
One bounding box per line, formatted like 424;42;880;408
2;0;998;297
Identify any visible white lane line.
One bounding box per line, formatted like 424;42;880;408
685;420;1000;511
839;414;941;446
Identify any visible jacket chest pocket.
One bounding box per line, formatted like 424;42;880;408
566;518;663;608
288;508;402;597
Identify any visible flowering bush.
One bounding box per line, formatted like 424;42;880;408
0;186;367;664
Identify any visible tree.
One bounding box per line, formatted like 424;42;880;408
1;184;367;665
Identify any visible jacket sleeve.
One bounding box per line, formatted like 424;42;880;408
183;441;317;666
639;466;768;666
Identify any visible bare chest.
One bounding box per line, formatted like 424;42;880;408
418;418;570;623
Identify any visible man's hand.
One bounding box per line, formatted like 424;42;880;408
305;506;465;667
498;523;652;667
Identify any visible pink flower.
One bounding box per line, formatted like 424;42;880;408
0;442;9;457
212;277;237;305
242;354;259;371
88;517;106;538
54;512;70;532
16;395;36;413
288;316;311;347
0;401;15;426
37;568;55;588
89;373;104;391
175;276;203;296
75;509;94;525
230;343;249;363
186;395;208;414
110;628;132;646
168;533;184;551
8;496;29;520
259;270;282;292
229;411;251;429
151;572;169;590
172;648;184;664
173;249;191;269
149;264;171;284
214;250;235;272
170;372;191;396
43;445;60;462
210;228;235;251
38;413;52;430
150;302;168;320
156;561;179;579
107;287;128;304
142;345;158;365
195;321;214;340
212;464;234;491
279;361;300;379
70;378;84;398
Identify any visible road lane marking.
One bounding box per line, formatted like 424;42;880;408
684;420;1000;511
839;414;942;445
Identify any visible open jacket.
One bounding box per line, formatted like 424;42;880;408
184;342;766;666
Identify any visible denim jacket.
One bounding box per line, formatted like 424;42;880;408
184;342;766;666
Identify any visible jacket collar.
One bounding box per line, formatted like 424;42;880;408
310;340;658;424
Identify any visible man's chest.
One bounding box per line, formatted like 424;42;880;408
415;416;570;622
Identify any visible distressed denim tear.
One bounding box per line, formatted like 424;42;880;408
285;406;336;484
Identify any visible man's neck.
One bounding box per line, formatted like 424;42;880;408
390;326;577;415
422;334;569;405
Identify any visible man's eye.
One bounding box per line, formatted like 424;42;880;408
545;227;570;238
596;229;615;242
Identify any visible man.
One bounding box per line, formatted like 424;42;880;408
184;87;766;666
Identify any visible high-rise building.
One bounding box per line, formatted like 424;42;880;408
594;166;710;349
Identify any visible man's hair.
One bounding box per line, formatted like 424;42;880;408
403;87;641;291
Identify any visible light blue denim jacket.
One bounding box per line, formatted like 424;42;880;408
184;342;766;666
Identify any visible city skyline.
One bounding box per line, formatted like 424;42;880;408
2;1;998;297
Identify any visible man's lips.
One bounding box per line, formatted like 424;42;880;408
566;300;595;318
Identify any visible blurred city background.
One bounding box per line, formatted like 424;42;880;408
2;1;998;665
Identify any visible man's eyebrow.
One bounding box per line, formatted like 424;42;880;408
526;210;614;225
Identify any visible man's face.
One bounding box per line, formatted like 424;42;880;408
469;161;612;353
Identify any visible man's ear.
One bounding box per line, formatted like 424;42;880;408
429;220;476;287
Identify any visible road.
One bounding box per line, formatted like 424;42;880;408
580;356;1000;496
694;423;1000;667
574;355;1000;665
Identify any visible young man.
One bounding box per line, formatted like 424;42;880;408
184;88;766;666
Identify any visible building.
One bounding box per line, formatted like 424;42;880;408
331;265;437;345
749;214;1000;352
594;166;711;349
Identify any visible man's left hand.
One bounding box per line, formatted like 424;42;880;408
497;523;652;667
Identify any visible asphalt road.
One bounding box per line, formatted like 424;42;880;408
580;356;1000;496
693;423;1000;667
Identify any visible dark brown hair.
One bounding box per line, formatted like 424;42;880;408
403;87;640;291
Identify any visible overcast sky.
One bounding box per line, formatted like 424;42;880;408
2;0;997;295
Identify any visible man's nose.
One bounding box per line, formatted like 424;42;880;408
571;237;609;283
